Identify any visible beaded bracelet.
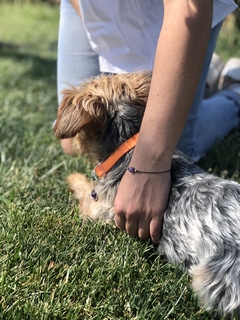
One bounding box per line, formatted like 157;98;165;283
126;167;171;174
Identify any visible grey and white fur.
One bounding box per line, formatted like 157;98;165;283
54;72;240;317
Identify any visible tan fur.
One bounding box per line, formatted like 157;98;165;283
190;263;211;309
67;173;114;223
67;173;94;218
54;72;151;160
55;72;152;222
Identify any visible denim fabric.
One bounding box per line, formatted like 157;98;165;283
177;22;240;161
57;0;100;104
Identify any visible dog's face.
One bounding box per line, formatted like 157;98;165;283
54;72;151;162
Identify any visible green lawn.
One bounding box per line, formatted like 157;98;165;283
0;3;240;319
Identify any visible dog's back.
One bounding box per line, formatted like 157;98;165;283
160;152;240;314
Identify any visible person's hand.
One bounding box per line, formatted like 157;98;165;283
114;169;171;243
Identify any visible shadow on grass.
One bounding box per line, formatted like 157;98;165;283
197;127;240;179
0;41;57;80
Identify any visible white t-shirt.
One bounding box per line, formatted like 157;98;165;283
79;0;237;73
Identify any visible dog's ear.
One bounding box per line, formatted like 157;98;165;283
54;72;152;140
54;86;108;139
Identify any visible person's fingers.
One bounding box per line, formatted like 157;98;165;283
138;217;151;240
115;206;163;242
114;210;126;231
149;216;163;243
114;201;139;237
114;170;170;241
125;215;138;237
138;214;162;242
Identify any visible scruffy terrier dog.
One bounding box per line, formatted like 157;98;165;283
54;72;240;317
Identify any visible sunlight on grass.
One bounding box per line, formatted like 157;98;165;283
0;3;58;58
216;13;240;62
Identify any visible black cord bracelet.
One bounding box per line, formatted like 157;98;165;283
126;167;171;174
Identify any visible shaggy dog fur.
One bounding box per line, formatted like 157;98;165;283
54;72;240;317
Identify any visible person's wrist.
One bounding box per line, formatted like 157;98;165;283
129;147;173;173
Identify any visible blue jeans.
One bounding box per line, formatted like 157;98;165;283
176;22;240;162
57;0;240;162
57;0;100;103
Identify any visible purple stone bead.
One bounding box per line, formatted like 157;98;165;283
127;167;136;173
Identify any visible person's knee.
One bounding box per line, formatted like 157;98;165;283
61;138;75;155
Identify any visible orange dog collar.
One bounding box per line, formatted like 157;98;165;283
94;133;139;178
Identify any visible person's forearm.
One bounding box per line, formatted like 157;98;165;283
69;0;81;17
131;0;213;169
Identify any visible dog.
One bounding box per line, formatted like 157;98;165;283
54;72;240;317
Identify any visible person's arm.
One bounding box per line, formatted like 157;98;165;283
69;0;81;17
114;0;213;243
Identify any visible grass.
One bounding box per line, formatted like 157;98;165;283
0;2;240;319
